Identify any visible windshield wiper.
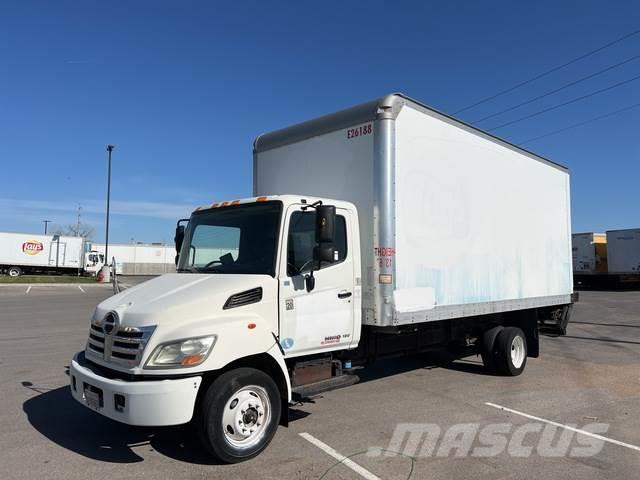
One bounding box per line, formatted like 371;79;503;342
200;266;226;273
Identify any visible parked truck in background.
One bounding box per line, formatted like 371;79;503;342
0;232;85;276
0;231;176;277
572;232;608;273
88;243;176;275
605;228;640;286
606;229;640;274
572;229;640;288
69;93;576;463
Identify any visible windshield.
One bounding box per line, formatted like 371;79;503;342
177;201;282;276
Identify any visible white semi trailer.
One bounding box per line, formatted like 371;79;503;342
0;232;85;276
606;228;640;274
572;232;607;274
69;93;576;463
88;243;176;275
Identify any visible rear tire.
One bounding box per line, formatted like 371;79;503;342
8;266;22;277
196;368;281;463
494;327;527;376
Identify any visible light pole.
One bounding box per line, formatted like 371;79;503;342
43;220;51;235
103;144;115;281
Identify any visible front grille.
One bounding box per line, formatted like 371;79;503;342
86;322;155;367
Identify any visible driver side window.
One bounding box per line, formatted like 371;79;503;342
287;211;347;276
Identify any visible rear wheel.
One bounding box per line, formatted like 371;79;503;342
8;266;22;277
494;327;527;376
196;368;281;463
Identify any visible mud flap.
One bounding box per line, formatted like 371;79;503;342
539;303;574;336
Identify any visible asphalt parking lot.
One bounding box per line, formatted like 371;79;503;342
0;283;638;479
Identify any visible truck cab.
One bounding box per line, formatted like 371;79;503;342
70;195;359;462
84;251;105;275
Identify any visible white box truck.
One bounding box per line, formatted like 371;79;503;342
69;93;576;463
0;232;85;276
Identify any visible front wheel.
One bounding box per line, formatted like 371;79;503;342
196;368;281;463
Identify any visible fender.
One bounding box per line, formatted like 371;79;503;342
482;325;504;354
264;341;292;402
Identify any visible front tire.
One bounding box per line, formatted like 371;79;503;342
196;368;281;463
494;327;527;376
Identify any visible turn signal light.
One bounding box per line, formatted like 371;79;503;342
181;354;206;366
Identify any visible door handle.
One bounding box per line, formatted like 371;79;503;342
338;291;352;299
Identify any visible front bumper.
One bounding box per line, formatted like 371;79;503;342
69;352;202;426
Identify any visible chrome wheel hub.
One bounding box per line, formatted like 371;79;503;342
510;335;526;369
222;385;271;449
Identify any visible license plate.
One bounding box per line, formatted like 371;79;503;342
84;388;101;410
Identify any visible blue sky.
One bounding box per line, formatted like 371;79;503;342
1;0;638;244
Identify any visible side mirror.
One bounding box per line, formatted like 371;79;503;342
174;219;189;265
304;273;315;292
315;205;336;243
312;205;337;270
175;225;185;253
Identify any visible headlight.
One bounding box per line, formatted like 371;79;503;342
145;335;216;368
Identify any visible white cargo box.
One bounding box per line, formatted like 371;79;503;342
254;93;573;327
606;229;640;274
0;232;84;269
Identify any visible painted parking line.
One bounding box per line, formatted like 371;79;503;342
299;432;381;480
78;285;85;293
485;402;640;452
25;285;32;294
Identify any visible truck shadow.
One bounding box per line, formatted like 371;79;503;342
356;351;492;382
22;384;222;465
23;382;310;465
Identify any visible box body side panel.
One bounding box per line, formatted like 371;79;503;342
254;123;377;314
394;106;573;313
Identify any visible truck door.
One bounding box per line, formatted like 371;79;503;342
278;206;355;356
48;242;67;266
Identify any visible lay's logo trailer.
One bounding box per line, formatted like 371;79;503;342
22;240;44;256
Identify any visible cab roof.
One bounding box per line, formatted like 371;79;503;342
192;194;356;214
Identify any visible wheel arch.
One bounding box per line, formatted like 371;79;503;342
196;351;291;427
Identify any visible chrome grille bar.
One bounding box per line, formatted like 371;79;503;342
85;322;155;367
